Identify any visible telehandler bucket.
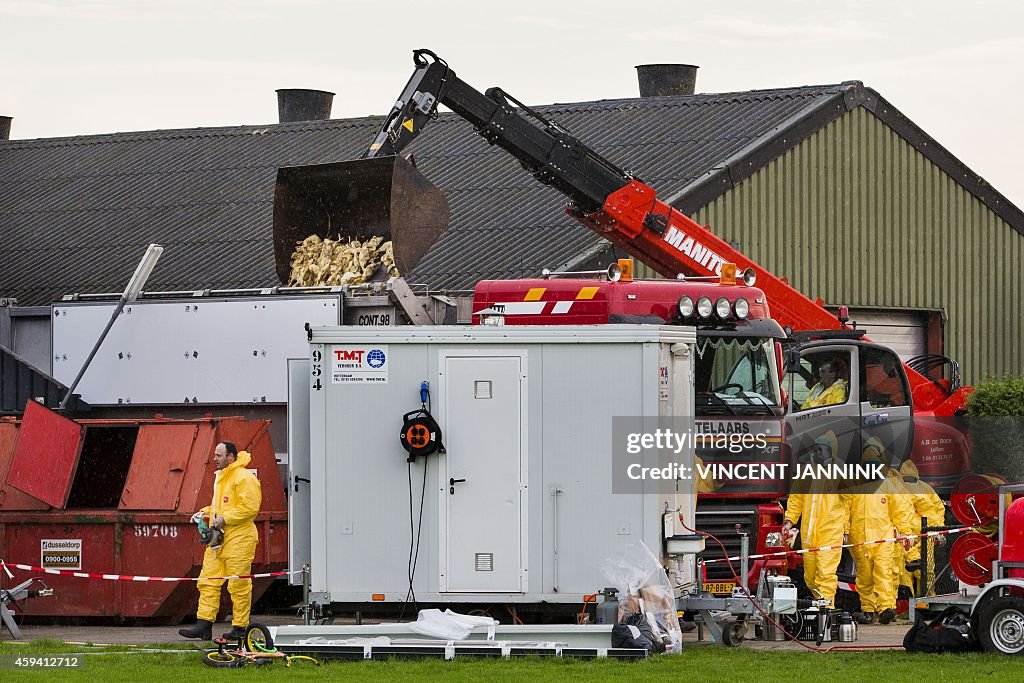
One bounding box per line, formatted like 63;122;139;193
272;155;450;283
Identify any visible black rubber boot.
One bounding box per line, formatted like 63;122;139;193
878;608;896;624
222;625;248;641
178;619;213;640
854;611;876;625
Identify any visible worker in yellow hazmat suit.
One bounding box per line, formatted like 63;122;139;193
694;456;721;494
801;360;848;409
898;460;946;596
886;466;915;603
782;431;850;607
847;439;915;625
179;441;262;641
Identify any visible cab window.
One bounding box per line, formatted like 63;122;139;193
860;347;909;408
794;351;851;411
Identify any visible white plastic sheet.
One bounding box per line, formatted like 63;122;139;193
406;608;499;641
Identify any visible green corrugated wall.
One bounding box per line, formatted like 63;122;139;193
636;106;1024;384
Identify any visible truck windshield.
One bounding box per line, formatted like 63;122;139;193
694;336;782;416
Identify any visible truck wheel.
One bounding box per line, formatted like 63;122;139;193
722;620;746;647
978;595;1024;655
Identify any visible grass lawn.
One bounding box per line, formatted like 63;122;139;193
0;639;1020;681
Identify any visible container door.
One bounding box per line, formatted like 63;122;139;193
6;400;85;508
287;358;312;584
442;355;524;593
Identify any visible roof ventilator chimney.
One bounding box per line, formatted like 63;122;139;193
275;89;335;123
0;116;11;141
635;64;699;97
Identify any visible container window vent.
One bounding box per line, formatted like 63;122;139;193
475;553;494;571
474;381;493;399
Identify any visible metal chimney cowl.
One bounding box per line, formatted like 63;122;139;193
635;64;699;97
276;89;335;123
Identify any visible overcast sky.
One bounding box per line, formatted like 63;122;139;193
2;0;1022;206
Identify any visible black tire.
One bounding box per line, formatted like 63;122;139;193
978;594;1024;655
201;650;243;668
722;620;745;647
245;623;275;653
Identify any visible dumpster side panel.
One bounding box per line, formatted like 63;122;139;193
119;425;198;510
118;520;194;617
0;422;49;510
5;522;116;616
258;518;289;565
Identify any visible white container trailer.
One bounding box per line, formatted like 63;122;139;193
296;324;698;608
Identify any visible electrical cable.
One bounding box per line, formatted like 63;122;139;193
398;462;416;622
398;384;432;622
398;461;428;622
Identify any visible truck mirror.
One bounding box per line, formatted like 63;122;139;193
784;352;802;373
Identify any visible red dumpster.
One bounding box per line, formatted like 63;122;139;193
0;401;287;622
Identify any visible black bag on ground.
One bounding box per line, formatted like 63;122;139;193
611;612;667;653
903;606;978;653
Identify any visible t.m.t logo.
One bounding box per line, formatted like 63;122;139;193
335;349;365;363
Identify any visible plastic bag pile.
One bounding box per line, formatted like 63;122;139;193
601;541;683;654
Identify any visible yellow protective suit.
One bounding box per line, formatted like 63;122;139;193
886;468;915;598
847;463;915;614
898;461;946;595
784;431;849;606
196;450;262;628
784;485;851;606
694;456;721;494
801;380;848;409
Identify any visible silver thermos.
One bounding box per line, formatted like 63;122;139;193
838;612;857;642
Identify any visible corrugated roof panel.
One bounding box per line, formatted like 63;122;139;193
5;82;1008;306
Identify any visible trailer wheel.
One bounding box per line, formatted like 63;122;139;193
978;595;1024;655
722;620;746;647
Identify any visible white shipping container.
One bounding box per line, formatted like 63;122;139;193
292;325;698;607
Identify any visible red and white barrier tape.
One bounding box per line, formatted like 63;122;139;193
700;526;974;565
0;560;301;582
